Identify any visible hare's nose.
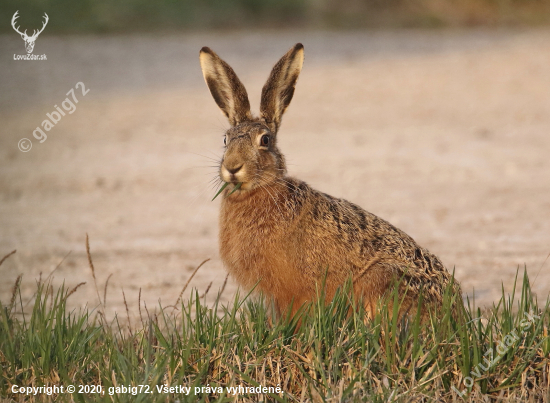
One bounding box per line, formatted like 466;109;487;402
226;164;243;175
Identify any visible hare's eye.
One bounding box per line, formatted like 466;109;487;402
260;135;269;147
223;137;226;146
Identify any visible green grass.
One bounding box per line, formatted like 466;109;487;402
1;251;549;402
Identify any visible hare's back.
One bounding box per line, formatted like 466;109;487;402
286;180;449;280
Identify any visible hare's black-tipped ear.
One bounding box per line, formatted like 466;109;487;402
260;43;304;133
200;47;252;126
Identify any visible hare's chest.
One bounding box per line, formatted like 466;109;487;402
219;204;291;288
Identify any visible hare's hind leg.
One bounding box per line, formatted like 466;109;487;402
353;260;424;321
352;260;396;320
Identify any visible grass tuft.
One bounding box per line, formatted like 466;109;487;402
1;264;549;402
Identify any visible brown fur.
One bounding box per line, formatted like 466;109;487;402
200;43;462;319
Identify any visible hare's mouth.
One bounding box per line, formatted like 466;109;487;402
220;163;247;183
212;182;245;201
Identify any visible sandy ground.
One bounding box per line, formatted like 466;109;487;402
1;30;549;320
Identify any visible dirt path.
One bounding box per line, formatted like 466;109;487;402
1;29;549;319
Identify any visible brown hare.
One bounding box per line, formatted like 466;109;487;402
199;43;461;320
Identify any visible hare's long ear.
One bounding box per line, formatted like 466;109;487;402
260;43;304;133
200;47;252;126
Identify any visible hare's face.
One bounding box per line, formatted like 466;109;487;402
200;43;304;195
220;121;286;192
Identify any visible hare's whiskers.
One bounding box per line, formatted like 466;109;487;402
186;151;220;163
261;182;285;219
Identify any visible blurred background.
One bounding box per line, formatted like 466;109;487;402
1;0;549;319
1;0;550;32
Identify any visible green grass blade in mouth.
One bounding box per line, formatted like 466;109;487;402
211;182;229;201
228;182;242;196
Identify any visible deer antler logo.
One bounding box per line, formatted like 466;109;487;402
11;11;49;54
